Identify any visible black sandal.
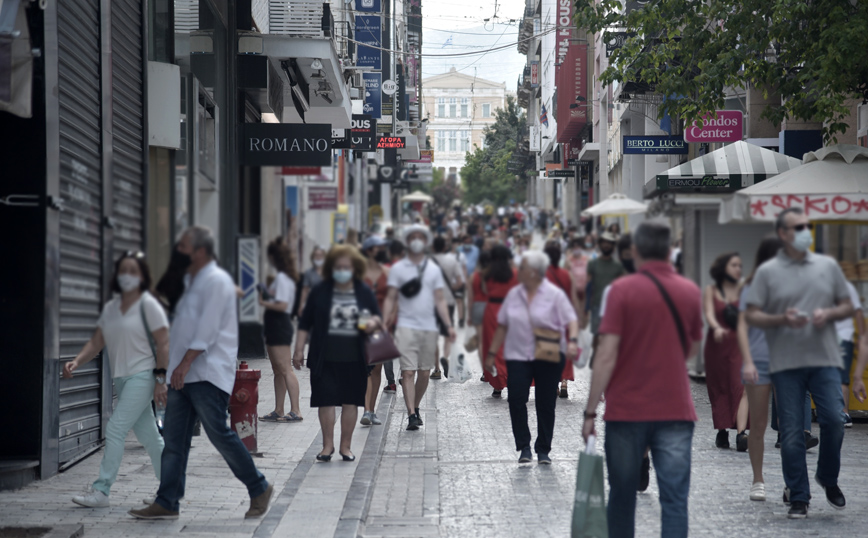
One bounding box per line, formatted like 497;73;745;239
340;452;356;462
316;450;334;462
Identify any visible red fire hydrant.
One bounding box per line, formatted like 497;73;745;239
230;361;261;455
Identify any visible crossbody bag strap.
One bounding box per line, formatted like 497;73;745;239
140;298;158;360
640;272;688;357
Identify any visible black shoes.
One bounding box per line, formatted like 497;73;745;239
492;390;502;398
340;452;356;462
715;429;730;449
407;414;422;431
440;357;449;378
518;447;533;463
788;501;809;519
638;456;651;492
775;432;781;449
559;387;568;399
316;450;334;462
736;431;748;452
805;431;819;450
538;453;552;465
415;408;424;426
815;476;846;510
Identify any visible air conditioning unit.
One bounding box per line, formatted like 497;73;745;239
352;73;363;88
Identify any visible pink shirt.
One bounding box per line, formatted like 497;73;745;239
496;280;577;362
599;261;702;422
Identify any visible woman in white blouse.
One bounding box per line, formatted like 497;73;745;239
260;238;303;422
63;251;169;508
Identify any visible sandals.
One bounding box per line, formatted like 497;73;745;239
283;412;303;422
260;411;282;422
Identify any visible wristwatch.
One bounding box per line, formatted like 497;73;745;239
569;337;579;343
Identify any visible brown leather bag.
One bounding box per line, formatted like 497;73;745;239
364;329;401;365
525;296;562;363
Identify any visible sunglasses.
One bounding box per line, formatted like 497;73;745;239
124;250;146;259
789;223;814;232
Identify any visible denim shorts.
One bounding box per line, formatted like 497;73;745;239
742;355;771;386
840;340;855;385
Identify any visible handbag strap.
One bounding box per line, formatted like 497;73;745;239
140;298;158;360
640;271;688;357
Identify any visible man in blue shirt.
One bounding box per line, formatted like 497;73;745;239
460;234;480;276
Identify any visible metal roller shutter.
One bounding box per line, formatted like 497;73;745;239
56;0;105;466
111;0;145;259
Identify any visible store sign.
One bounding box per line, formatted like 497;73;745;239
604;31;635;58
355;15;382;70
657;175;737;192
308;186;338;210
363;73;382;119
241;123;331;166
547;169;575;178
333;114;377;150
623;135;688;154
684;111;743;143
382;79;397;95
556;43;588;143
567;159;591;167
530;61;539;88
748;194;868;222
376;136;406;149
377;165;396;182
355;0;381;12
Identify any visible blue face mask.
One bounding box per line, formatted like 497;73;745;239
333;269;353;284
792;229;813;252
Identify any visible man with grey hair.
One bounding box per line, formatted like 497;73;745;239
130;226;273;520
745;206;852;519
583;219;703;538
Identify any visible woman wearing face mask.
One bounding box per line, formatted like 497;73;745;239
360;236;392;425
300;246;327;314
63;252;169;508
260;238;303;423
292;245;382;462
704;252;748;451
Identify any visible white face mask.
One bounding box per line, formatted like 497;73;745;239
117;274;141;292
313;258;324;267
409;239;426;254
792;229;813;252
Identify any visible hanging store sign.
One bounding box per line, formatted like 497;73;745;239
684;111;744;143
363;73;382;119
604;32;636;57
656;175;738;193
382;79;397;95
530;61;540;88
556;43;588;143
308;186;338;210
623;135;688;154
333;114;377;150
241;123;331;166
376;136;406;149
355;15;382;70
377;164;396;182
355;0;381;12
547;169;575;178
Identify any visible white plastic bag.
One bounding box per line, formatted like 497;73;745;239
448;341;473;383
575;328;594;369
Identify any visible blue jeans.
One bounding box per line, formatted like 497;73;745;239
771;367;845;504
155;382;268;512
605;421;694;538
771;392;812;432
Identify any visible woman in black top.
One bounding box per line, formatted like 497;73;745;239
292;244;382;462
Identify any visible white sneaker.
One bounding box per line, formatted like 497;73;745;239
72;488;109;508
750;482;766;502
360;411;372;426
142;495;156;505
371;413;382;425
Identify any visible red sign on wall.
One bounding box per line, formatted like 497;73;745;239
376;136;406;149
556;44;588;143
308;187;338;210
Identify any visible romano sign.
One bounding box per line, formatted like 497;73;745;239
623;135;687;154
656;175;738;192
242;123;331;166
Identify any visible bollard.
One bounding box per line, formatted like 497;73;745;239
229;361;262;455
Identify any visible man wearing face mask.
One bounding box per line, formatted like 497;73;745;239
383;225;456;431
130;226;273;521
745;207;853;520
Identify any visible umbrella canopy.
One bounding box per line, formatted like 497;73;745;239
401;190;434;203
582;193;648;217
719;145;868;224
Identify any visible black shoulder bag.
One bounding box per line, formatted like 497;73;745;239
717;284;739;330
399;258;428;298
640;272;689;358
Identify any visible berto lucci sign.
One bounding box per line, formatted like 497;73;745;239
623;135;687;154
684;111;743;143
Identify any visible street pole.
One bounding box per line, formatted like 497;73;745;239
391;0;397;134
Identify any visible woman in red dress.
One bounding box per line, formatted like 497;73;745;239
542;241;579;398
704;252;748;451
469;251;491;378
482;245;519;397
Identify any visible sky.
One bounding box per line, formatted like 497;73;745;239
419;0;527;86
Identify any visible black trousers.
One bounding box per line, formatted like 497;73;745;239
506;354;565;454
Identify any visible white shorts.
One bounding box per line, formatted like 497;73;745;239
395;327;438;372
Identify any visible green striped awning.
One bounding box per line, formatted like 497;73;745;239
655;141;803;194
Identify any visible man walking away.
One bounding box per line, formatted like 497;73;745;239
584;232;625;364
431;235;464;378
583;220;703;538
745;207;852;519
130;226;273;520
383;225;456;430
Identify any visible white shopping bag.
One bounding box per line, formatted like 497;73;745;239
448;341;473;383
575;328;594;369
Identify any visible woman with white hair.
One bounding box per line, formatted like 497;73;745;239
485;250;579;464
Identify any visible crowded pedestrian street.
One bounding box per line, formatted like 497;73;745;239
2;342;867;537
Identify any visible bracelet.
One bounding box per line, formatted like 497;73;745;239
153;368;167;375
583;411;597;419
569;337;578;343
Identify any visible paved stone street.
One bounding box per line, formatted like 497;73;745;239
2;333;868;537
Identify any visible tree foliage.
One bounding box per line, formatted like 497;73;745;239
461;95;528;205
575;0;868;140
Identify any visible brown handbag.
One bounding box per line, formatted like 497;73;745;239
525;296;562;363
365;329;401;365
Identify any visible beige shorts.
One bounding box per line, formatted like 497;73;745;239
395;327;439;372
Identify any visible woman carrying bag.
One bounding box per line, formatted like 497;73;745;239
292;245;382;462
63;251;169;507
485;251;579;464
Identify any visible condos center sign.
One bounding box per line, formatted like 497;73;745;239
684;111;743;143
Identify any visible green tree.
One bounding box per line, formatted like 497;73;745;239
461;95;528;205
576;0;868;140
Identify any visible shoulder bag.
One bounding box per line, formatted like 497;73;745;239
365;329;401;365
399;259;428;298
640;272;688;357
717;284;739;330
140;298;159;360
525;294;562;363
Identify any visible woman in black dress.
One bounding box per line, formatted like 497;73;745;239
292;244;382;461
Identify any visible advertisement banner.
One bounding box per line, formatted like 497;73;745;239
355;0;381;12
355;15;382;70
363;73;382;119
556;43;588;143
684;111;744;143
308;186;338;210
623;135;688;154
241;123;331;166
530;61;539;88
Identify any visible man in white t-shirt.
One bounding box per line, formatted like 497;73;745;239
446;215;461;238
383;225;456;431
431;235;465;379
